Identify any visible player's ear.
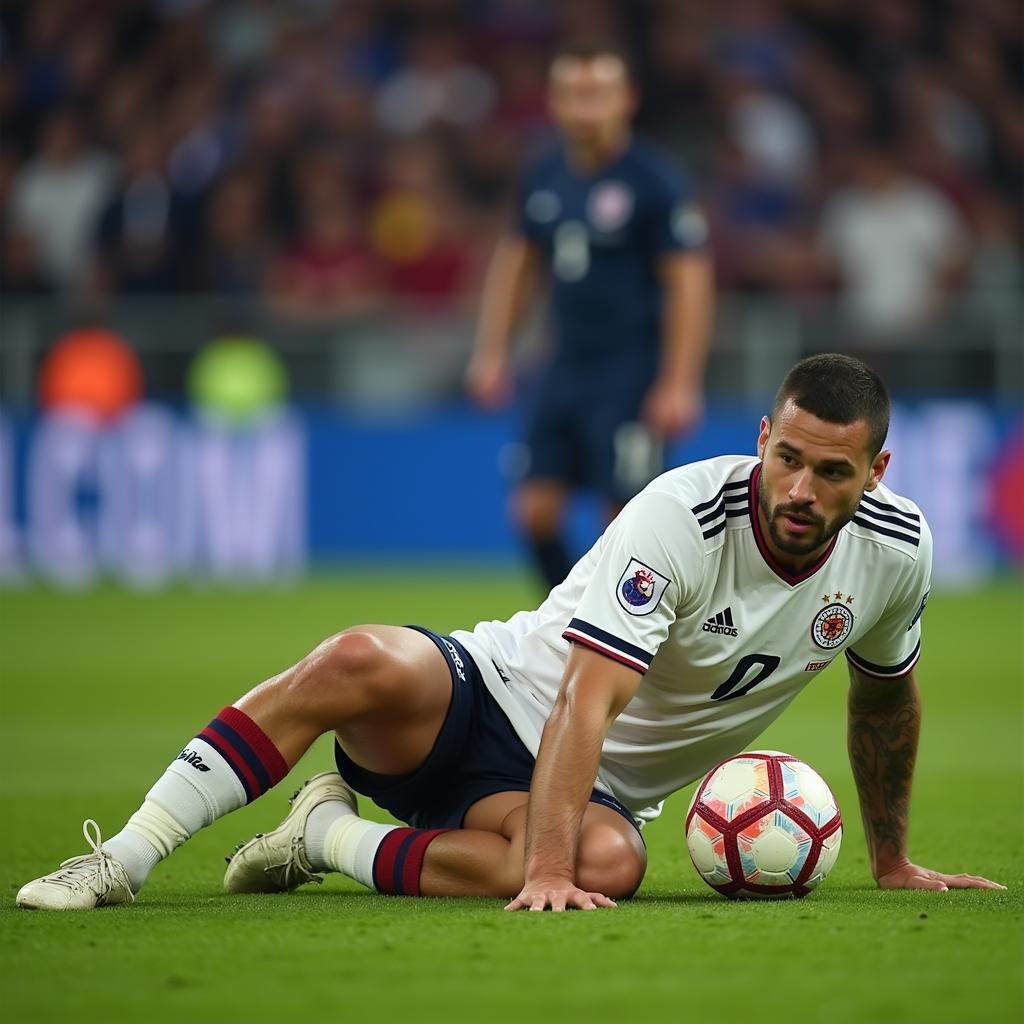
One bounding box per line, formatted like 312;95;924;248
865;449;891;491
756;417;771;458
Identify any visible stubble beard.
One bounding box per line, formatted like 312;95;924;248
756;473;858;559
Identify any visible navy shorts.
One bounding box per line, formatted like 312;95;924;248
522;364;664;504
333;626;640;835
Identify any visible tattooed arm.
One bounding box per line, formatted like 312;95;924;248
847;666;1004;891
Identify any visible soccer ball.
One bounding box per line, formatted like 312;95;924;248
685;750;842;899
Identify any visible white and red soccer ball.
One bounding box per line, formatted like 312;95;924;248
686;751;842;899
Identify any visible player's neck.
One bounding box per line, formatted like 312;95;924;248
566;129;631;172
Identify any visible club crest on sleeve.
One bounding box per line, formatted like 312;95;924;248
616;557;671;616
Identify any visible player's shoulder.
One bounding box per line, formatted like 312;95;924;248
623;136;694;192
625;135;689;175
643;455;756;543
846;480;930;561
519;144;565;185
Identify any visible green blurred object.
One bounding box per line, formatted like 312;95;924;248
187;336;288;422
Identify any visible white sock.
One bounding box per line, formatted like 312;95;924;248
101;739;247;892
102;811;167;893
146;738;249;833
99;707;287;893
307;807;397;890
304;800;352;870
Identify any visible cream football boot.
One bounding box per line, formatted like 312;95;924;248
223;771;357;893
17;820;135;910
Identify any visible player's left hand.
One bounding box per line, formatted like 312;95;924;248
876;861;1006;891
505;878;618;912
642;381;703;439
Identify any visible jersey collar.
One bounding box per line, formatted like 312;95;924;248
748;463;838;586
562;134;633;179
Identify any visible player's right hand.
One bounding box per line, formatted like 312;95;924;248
465;353;512;410
875;861;1006;891
505;878;618;912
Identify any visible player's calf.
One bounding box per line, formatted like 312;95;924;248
16;641;346;910
17;625;452;909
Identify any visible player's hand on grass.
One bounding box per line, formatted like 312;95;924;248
642;381;703;439
876;861;1006;891
505;878;618;912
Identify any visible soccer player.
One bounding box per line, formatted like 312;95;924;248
466;40;714;591
18;354;1004;911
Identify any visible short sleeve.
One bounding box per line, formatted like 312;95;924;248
846;517;933;680
647;165;708;255
515;164;548;243
562;491;705;674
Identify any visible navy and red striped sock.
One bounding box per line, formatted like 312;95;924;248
371;827;452;897
197;706;289;804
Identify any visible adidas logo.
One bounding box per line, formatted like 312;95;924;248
703;607;738;637
176;748;211;772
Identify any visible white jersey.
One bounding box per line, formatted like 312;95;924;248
452;455;931;825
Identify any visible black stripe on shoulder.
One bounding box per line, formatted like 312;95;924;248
725;505;750;518
851;515;920;547
856;506;921;534
690;479;748;515
861;493;920;522
697;499;726;526
702;519;727;540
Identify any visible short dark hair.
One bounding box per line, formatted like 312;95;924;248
549;39;635;82
772;354;890;456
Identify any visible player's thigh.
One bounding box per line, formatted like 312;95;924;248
518;387;582;500
331;625;455;776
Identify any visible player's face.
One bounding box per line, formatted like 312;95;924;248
756;401;890;568
547;56;635;148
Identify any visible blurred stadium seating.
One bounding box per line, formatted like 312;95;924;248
0;0;1021;587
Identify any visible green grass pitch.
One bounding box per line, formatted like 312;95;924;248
1;574;1021;1023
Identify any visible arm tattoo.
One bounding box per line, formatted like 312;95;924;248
847;674;921;877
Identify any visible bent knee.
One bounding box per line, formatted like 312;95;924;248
287;628;395;705
576;823;647;899
315;629;387;680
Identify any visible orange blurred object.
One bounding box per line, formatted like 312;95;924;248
38;328;144;421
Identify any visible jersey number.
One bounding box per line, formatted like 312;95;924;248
710;654;781;702
553;221;590;282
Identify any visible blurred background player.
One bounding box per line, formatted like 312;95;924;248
466;40;714;591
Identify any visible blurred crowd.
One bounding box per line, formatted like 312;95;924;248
0;0;1021;342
